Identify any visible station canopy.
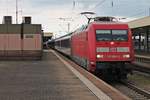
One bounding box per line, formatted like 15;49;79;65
128;16;150;28
44;32;53;37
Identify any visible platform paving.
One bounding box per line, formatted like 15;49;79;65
0;52;99;100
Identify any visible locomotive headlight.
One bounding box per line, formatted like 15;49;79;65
123;54;130;58
97;54;103;58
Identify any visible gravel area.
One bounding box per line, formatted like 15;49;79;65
113;83;148;100
127;71;150;92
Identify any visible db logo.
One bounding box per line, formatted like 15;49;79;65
109;47;117;52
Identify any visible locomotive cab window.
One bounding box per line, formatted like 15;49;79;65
112;30;128;41
96;30;111;41
96;30;128;41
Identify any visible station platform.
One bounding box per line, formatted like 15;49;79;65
0;50;102;100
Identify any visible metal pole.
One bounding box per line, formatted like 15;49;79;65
73;0;75;10
16;0;18;24
149;7;150;16
68;23;70;33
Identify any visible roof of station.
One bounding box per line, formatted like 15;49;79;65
128;16;150;28
44;32;53;37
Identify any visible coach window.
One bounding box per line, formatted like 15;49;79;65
65;39;70;48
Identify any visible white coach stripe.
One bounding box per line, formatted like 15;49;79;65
51;50;112;100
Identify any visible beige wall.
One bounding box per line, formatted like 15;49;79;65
0;24;42;58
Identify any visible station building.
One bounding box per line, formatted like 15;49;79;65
0;16;42;59
128;16;150;53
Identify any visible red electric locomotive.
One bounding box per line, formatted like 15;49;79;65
54;17;134;79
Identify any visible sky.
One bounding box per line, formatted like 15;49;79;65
0;0;150;37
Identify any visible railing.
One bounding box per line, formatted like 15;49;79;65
135;55;150;63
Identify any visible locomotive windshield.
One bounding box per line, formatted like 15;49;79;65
96;30;128;41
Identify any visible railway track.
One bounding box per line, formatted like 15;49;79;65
122;80;150;99
132;63;150;75
112;80;150;100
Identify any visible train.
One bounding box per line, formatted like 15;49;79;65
49;17;134;80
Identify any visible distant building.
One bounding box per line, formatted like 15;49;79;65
43;32;53;42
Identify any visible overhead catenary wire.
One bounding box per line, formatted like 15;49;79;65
69;0;107;22
127;10;146;18
89;0;107;11
6;0;8;15
149;7;150;16
20;0;23;19
60;0;149;34
72;0;76;11
57;0;77;33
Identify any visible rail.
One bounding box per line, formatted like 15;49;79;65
121;80;150;99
